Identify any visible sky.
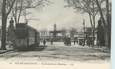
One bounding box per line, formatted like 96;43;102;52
23;0;94;31
0;0;99;31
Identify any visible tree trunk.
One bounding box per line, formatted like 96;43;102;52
1;0;7;50
106;0;111;49
1;18;7;50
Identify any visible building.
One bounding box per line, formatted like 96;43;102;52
39;30;51;41
74;27;97;46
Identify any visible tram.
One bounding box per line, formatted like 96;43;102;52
14;23;40;50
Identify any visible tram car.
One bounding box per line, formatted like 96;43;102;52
14;23;40;50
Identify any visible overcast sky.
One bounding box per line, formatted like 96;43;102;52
1;0;100;31
27;0;92;31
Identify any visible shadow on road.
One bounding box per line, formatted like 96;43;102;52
16;45;48;52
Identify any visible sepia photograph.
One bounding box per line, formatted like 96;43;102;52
0;0;111;69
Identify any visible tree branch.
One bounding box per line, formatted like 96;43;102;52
6;0;15;16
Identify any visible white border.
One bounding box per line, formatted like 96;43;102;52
112;0;114;69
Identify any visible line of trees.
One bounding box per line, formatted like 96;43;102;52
65;0;111;49
0;0;50;50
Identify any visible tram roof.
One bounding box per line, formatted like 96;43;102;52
16;23;38;32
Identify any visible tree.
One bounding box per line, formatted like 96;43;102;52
95;0;111;49
65;0;111;48
1;0;15;50
65;0;105;29
11;0;50;24
65;0;101;46
11;0;23;24
65;0;108;46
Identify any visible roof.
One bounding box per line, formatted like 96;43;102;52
16;23;39;32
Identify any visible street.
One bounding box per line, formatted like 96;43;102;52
0;42;110;64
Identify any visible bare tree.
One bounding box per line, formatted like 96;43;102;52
65;0;107;46
1;0;15;50
95;0;111;49
65;0;104;29
65;0;99;46
11;0;50;24
65;0;111;48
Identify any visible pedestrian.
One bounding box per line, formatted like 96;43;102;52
51;39;53;45
43;39;46;46
68;37;71;46
74;39;76;45
97;18;105;48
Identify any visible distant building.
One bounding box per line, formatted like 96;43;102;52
39;30;51;41
74;32;85;45
74;27;97;46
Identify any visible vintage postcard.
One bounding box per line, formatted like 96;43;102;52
0;0;111;69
